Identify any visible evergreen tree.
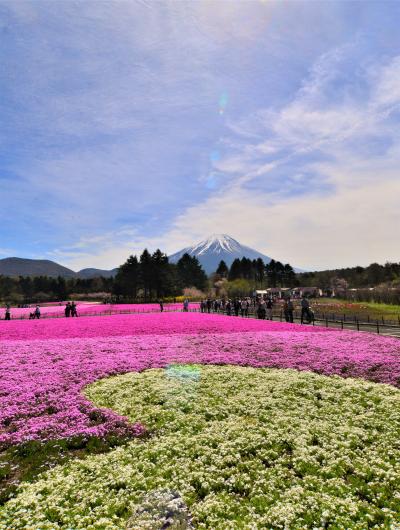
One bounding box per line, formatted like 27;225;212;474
254;258;265;286
139;249;153;301
283;263;296;287
265;259;277;287
151;249;170;298
228;258;242;281
55;276;68;300
240;257;253;279
216;260;229;278
177;253;207;291
114;255;140;299
275;261;285;286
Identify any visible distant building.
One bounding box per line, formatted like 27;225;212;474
255;288;291;299
291;287;322;298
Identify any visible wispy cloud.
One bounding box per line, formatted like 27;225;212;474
1;1;400;270
160;47;400;269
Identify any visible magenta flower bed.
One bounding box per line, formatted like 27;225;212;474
0;313;399;449
3;302;198;320
0;312;329;342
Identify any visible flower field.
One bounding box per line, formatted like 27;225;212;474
0;311;399;528
3;302;196;320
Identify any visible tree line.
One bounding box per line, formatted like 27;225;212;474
0;275;114;304
1;251;400;304
216;258;297;287
297;262;400;290
0;250;208;303
113;249;207;300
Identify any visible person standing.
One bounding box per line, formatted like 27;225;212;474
300;296;310;324
288;298;294;323
266;298;273;320
206;298;212;313
226;299;232;316
183;299;189;312
34;305;41;319
234;298;240;317
65;302;71;317
256;300;264;319
5;304;11;320
71;302;78;317
159;300;164;312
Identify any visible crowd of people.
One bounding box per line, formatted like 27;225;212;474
1;302;78;320
197;295;314;323
1;296;314;324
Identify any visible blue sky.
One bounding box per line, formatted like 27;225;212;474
1;0;400;271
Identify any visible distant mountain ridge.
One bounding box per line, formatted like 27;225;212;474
77;267;118;279
0;258;118;279
1;235;299;278
169;234;274;274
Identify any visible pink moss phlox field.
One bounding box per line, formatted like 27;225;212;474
3;302;198;319
0;312;328;342
0;313;399;449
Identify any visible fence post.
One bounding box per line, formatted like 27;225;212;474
341;320;343;330
377;321;380;334
356;319;360;332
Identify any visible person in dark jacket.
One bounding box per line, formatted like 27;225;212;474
65;302;71;317
5;304;11;320
300;296;310;324
257;300;266;319
71;302;78;317
266;298;273;320
284;298;294;323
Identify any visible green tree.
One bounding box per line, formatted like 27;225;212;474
265;259;277;287
226;279;252;298
228;258;242;281
283;264;296;287
254;258;265;286
139;249;153;301
177;253;207;291
114;255;140;299
151;249;170;298
216;260;229;278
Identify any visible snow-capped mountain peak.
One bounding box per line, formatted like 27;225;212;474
169;234;272;274
191;234;242;255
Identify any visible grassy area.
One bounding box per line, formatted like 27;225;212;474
303;298;400;322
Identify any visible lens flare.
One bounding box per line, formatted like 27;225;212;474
218;92;228;114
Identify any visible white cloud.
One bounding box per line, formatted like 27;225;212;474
159;49;400;270
53;46;400;271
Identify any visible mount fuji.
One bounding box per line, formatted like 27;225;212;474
169;234;273;274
